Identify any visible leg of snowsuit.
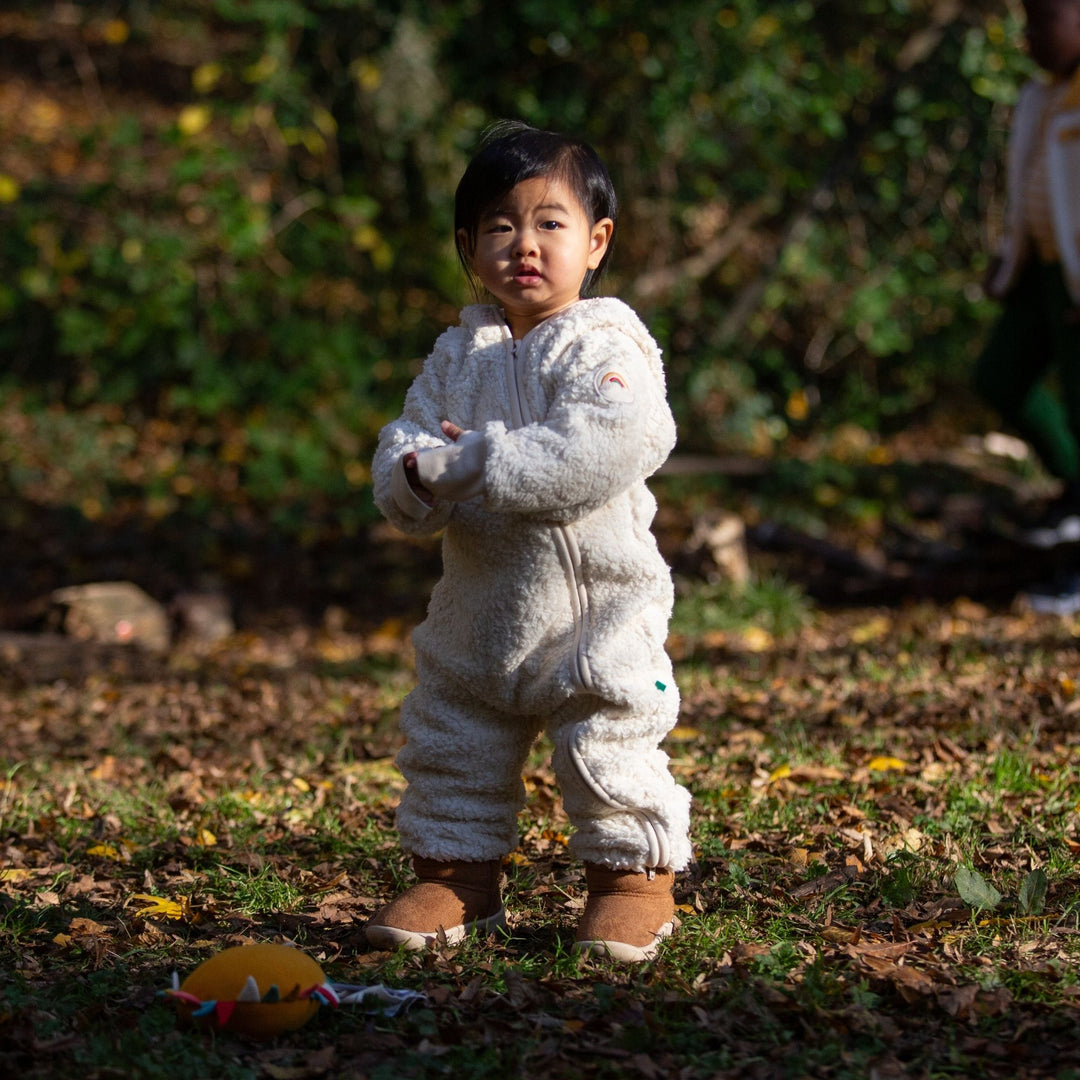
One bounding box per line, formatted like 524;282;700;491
394;658;545;862
975;261;1080;482
549;687;692;873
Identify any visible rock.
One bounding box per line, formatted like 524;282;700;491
51;581;170;653
684;510;751;587
170;591;235;645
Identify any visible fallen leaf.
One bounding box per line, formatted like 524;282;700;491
954;868;1002;911
129;893;188;920
866;756;907;773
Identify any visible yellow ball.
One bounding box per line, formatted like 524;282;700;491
175;943;326;1039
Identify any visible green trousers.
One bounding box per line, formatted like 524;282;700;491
974;260;1080;482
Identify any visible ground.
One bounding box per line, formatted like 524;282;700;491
0;441;1079;1078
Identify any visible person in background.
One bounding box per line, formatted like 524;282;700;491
975;0;1080;608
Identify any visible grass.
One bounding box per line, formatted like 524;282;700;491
1;587;1080;1078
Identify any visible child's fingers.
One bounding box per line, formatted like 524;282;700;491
441;420;464;441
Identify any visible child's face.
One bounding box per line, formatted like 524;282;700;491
1024;0;1080;76
460;175;613;339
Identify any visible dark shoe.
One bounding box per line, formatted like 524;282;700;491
365;857;506;950
1021;573;1080;616
1019;484;1080;548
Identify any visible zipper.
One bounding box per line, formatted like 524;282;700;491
503;328;670;869
505;334;593;692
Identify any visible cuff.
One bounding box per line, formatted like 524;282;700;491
391;455;436;520
414;430;486;503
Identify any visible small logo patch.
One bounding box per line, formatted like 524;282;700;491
595;368;634;404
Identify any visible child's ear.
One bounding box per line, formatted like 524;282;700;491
587;218;614;269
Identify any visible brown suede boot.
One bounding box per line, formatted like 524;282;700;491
574;864;677;961
364;856;506;950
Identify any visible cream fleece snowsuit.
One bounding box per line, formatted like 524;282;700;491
372;298;692;873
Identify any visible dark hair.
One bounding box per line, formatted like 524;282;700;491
454;120;618;299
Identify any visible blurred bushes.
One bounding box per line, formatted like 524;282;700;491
0;0;1031;526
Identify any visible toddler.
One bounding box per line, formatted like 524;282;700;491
367;121;692;961
976;0;1080;552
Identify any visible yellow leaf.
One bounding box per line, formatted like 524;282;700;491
194;828;217;847
0;174;20;204
243;54;279;83
130;894;186;920
88;839;136;861
907;918;953;934
504;851;530;865
769;763;792;782
344;460;369;486
851;615;891;644
540;828;568;845
749;14;780;44
0;868;32;882
312;106;337;137
785;389;809;421
192;62;223;94
177;104;211;136
53;933;73;946
291;776;311;793
742;626;774;652
350;58;382;92
102;19;129;44
668;725;702;741
87;843;120;860
867;756;907;773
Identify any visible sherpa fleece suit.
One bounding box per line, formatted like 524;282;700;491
371;298;693;874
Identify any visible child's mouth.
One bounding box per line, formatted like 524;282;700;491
514;267;542;284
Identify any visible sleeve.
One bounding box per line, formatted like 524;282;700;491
371;339;458;535
414;429;487;502
480;327;676;524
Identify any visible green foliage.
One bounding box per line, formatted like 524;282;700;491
0;1;1036;517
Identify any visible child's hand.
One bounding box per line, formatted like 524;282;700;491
402;451;435;504
441;420;464;441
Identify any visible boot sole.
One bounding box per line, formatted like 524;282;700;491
573;918;676;962
365;907;508;951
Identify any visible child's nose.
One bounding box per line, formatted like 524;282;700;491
513;229;539;256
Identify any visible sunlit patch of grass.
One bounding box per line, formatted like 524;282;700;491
990;745;1043;794
672;572;812;642
202;864;306;916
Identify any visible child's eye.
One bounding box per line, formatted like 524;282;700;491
539;220;563;230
